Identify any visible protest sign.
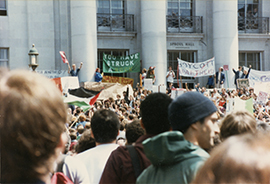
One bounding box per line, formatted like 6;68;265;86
144;79;153;90
37;70;69;79
245;67;270;87
171;88;185;99
234;97;253;114
226;98;234;113
257;91;268;103
103;53;140;73
237;78;249;89
178;57;215;77
51;76;79;93
102;76;134;86
253;82;270;94
223;65;229;71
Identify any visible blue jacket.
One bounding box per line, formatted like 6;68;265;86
215;71;225;84
207;76;214;86
137;131;209;184
95;72;103;82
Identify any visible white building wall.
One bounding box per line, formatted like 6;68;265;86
1;0;270;87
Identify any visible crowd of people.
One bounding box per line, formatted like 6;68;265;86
2;67;270;184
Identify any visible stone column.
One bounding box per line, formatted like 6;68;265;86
141;0;167;86
70;0;97;82
213;0;239;88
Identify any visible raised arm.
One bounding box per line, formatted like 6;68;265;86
79;62;83;69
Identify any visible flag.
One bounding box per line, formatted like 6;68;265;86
59;51;69;64
90;91;102;106
64;87;103;111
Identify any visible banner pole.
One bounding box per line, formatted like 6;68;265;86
140;74;142;87
177;63;180;88
225;70;229;89
180;76;183;88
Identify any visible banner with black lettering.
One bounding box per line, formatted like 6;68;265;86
178;57;215;77
103;53;140;73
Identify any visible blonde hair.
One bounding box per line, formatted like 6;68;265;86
220;110;257;140
193;133;270;184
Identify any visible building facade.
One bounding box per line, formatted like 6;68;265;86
0;0;269;88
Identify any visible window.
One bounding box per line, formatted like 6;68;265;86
97;49;129;77
0;48;9;68
166;0;201;33
238;0;258;18
238;0;260;32
167;51;197;88
167;0;193;17
97;0;124;14
239;52;261;70
0;0;7;16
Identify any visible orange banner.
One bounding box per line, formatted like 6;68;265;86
102;76;134;86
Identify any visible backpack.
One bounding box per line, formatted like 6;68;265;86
51;155;74;184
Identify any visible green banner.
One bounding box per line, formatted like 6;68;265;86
103;53;140;73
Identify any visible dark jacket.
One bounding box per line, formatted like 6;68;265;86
233;69;242;85
99;135;153;184
137;131;209;184
215;71;225;84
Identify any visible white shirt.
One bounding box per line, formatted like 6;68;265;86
76;143;119;184
63;156;90;184
166;70;175;83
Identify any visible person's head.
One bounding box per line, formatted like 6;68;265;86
140;93;172;134
238;66;242;71
77;125;85;134
126;119;145;145
193;133;270;184
75;129;96;154
72;64;76;70
96;67;100;73
75;107;82;115
79;114;86;122
168;92;219;150
219;67;223;72
220;111;257;140
91;109;120;144
85;122;91;129
0;70;67;183
168;66;172;71
142;68;147;73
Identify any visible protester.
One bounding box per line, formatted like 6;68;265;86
125;119;145;145
241;65;252;78
166;66;175;88
0;70;68;183
75;129;96;154
137;92;220;184
206;75;214;88
232;66;243;87
68;62;83;76
146;66;156;84
95;67;103;82
215;67;225;88
76;109;120;184
100;93;172;184
193;133;270;184
220;110;257;140
141;68;147;86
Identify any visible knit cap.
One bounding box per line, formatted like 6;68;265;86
168;92;217;131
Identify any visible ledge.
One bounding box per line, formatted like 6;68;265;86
167;33;204;40
239;33;270;40
97;31;137;39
